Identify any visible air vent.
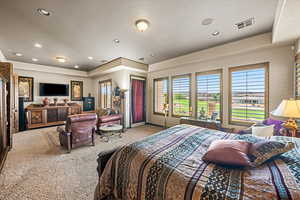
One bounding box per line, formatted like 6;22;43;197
235;18;255;29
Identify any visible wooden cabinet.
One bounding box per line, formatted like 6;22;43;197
26;104;82;129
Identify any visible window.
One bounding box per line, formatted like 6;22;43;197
196;70;222;121
172;74;191;117
153;77;169;114
99;80;112;109
229;63;269;125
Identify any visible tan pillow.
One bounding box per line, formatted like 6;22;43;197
202;140;253;167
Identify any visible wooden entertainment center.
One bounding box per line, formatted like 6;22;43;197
26;103;82;129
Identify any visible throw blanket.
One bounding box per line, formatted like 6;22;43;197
95;124;300;200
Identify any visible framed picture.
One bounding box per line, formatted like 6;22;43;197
71;80;83;101
18;76;34;102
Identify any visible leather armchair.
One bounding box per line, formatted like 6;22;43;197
57;113;97;153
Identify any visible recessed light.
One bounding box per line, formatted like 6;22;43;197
212;31;220;36
32;58;38;62
55;56;66;63
150;53;155;57
113;39;120;44
74;65;79;69
37;8;51;16
202;18;214;26
135;19;150;32
15;53;23;57
88;56;93;60
34;43;43;48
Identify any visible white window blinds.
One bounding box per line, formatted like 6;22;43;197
196;70;221;120
153;78;168;114
172;75;191;117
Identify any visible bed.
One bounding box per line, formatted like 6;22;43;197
95;124;300;200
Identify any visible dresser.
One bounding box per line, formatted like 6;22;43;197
26;103;82;129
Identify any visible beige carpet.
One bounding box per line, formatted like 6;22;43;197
0;125;163;200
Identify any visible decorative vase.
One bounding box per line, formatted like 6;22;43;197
53;98;58;106
63;98;69;105
43;98;50;107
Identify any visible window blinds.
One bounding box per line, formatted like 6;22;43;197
153;78;168;114
172;75;191;116
196;71;221;120
230;65;267;124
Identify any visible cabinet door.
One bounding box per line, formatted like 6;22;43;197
31;110;43;124
47;109;58;122
58;107;68;121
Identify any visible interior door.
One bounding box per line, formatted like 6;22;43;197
131;76;146;126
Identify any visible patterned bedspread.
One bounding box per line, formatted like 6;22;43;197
95;124;300;200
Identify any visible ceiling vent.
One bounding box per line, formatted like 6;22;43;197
235;18;255;29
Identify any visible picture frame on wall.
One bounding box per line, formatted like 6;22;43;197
71;80;83;101
18;76;34;102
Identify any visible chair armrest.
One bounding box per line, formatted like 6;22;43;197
57;126;71;136
97;147;119;177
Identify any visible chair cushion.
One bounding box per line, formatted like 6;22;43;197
99;114;122;123
202;140;253;167
249;140;295;166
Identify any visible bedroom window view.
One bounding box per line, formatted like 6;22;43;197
230;65;268;124
196;71;221;121
99;80;112;109
153;78;169;114
172;75;191;116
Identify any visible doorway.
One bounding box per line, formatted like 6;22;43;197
130;76;146;127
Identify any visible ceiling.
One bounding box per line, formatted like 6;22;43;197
0;0;279;71
272;0;300;43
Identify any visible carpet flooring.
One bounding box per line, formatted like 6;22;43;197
0;125;163;200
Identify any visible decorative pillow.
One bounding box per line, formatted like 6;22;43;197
249;140;295;166
202;140;253;167
252;124;274;137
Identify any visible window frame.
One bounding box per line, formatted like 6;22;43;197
171;73;192;118
228;62;269;126
153;77;169;116
195;69;223;122
295;53;300;99
99;79;113;109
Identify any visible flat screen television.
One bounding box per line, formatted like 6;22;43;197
39;83;69;96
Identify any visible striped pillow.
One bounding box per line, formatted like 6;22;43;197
249;140;295;166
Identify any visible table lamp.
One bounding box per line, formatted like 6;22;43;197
271;99;300;137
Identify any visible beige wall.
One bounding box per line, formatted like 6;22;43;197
0;50;6;62
296;38;300;54
147;44;295;129
14;66;93;107
92;69;147;128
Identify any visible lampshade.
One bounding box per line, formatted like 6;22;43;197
271;99;300;118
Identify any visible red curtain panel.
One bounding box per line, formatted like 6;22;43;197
132;79;145;123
